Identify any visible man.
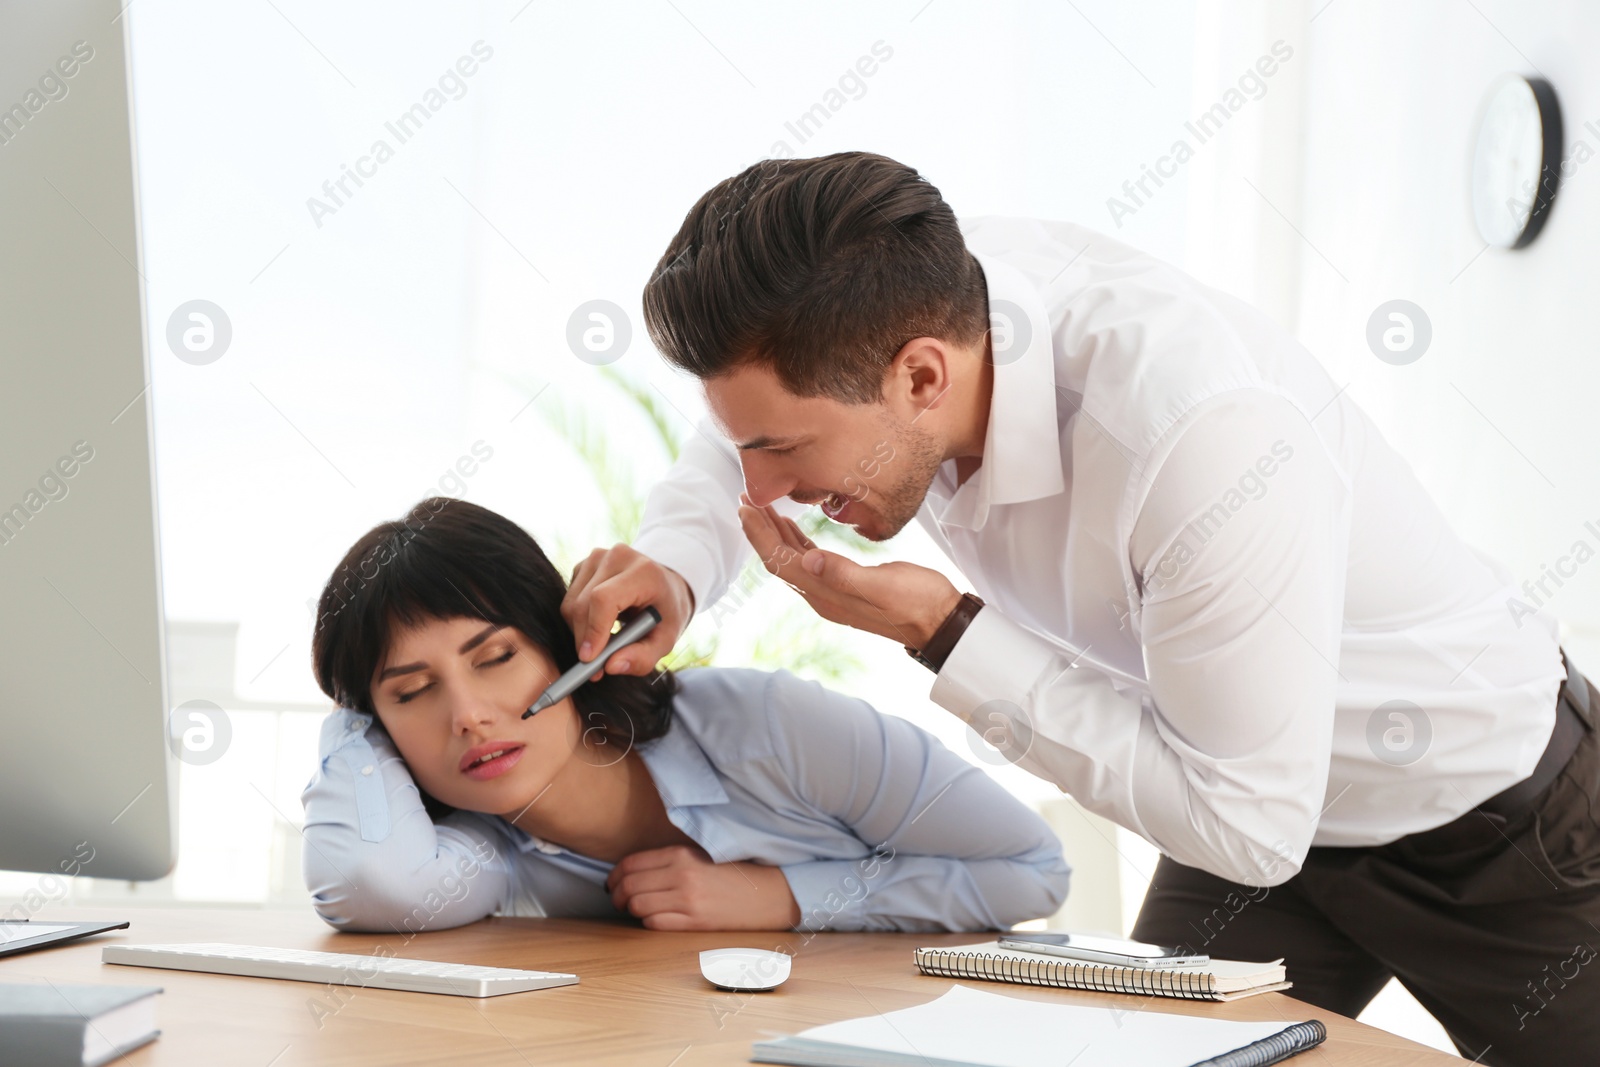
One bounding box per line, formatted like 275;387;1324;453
560;151;1598;1064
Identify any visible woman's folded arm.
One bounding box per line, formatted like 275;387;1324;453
763;671;1072;932
299;708;516;933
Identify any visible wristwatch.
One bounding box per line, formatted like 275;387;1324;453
905;592;985;673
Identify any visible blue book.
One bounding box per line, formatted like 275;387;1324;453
0;982;162;1067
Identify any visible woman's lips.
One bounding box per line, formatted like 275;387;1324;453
460;743;525;781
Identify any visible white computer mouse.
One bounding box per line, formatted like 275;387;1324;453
698;947;792;991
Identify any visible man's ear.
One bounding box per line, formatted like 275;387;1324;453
883;336;953;419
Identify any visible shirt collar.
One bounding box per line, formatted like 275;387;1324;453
635;719;730;810
933;248;1065;531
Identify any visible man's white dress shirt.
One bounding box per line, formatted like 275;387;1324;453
633;215;1565;886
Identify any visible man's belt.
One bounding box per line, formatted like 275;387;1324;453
1476;651;1592;822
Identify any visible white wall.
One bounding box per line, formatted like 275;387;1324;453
1290;0;1600;667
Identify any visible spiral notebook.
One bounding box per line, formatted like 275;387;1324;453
913;942;1290;1001
750;984;1326;1067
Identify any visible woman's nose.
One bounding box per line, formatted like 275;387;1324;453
448;690;501;734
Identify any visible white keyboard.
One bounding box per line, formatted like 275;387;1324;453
102;942;578;997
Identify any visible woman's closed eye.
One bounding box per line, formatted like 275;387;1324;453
393;647;518;704
394;685;427;704
483;646;517;667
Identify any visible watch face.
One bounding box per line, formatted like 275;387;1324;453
1471;74;1559;248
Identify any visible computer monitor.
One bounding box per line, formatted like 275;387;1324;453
0;0;176;880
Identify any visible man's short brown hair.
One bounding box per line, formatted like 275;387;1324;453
642;151;989;404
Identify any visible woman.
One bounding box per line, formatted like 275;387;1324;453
300;496;1070;933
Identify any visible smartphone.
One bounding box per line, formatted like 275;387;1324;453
996;932;1209;968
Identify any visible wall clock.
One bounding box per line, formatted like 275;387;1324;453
1471;73;1563;249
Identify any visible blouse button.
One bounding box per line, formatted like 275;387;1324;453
360;765;374;775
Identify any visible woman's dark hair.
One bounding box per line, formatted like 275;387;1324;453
642;151;990;404
310;496;677;818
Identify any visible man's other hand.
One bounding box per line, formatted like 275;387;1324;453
737;494;960;653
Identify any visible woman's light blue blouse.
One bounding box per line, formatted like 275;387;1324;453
300;666;1071;934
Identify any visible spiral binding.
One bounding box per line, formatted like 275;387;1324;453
913;947;1218;1000
1189;1020;1326;1067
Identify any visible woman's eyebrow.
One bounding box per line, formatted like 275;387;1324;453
377;623;501;680
378;662;423;680
457;622;501;654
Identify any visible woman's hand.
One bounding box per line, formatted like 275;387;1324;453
605;843;801;931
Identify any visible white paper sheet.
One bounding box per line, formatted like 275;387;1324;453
765;984;1294;1067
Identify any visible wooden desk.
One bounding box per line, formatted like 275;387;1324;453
2;907;1459;1065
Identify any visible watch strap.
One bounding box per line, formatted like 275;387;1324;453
905;592;985;673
